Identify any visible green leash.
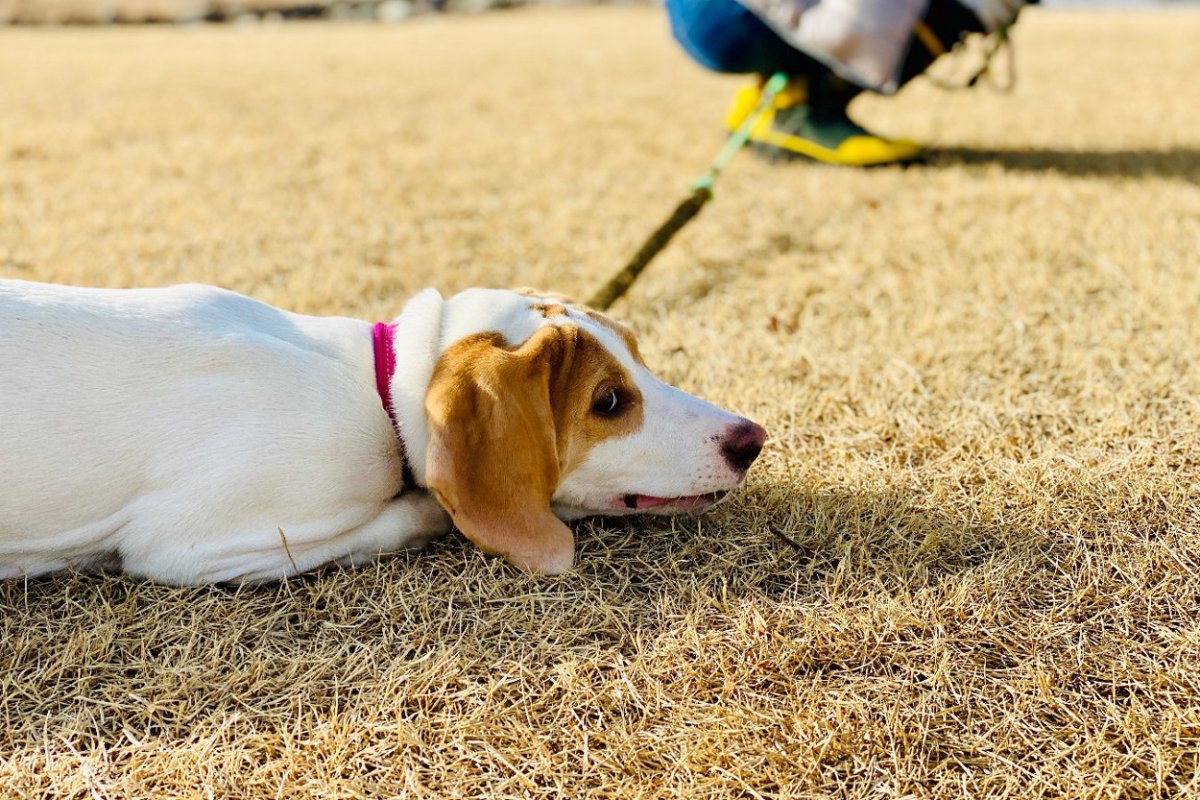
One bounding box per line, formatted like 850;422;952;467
587;72;789;311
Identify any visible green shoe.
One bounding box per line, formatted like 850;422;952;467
726;80;925;167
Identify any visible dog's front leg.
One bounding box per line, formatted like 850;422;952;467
210;493;451;584
332;490;452;570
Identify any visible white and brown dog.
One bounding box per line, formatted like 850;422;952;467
0;280;765;584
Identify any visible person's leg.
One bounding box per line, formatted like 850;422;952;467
665;0;824;76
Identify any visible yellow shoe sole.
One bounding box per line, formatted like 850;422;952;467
749;122;926;167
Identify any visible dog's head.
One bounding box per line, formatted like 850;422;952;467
414;288;765;574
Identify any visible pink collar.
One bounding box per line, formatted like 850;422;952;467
372;322;415;488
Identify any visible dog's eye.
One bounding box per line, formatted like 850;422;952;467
592;388;623;417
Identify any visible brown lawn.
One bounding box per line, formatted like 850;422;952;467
2;6;1200;797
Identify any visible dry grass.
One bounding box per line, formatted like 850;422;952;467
2;6;1200;797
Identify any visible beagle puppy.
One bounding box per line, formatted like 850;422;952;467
0;280;765;584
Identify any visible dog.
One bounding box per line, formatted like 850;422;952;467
0;280;765;584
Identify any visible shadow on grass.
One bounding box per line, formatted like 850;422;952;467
574;483;1037;607
0;483;1033;641
928;145;1200;181
0;483;1047;754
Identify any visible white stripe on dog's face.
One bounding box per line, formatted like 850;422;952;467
423;288;765;573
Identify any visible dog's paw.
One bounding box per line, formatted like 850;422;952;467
397;490;453;539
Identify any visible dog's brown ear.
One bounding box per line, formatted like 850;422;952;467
424;327;575;574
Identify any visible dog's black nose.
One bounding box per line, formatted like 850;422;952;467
721;420;766;473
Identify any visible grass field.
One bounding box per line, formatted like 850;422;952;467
3;6;1200;797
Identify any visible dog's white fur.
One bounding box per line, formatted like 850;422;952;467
0;280;759;584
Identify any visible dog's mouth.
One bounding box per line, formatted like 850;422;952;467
619;490;729;513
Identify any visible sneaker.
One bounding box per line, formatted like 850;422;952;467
725;81;925;167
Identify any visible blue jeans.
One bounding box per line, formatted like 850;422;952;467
667;0;989;88
665;0;819;75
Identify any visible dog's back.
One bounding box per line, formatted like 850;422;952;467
0;280;397;581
